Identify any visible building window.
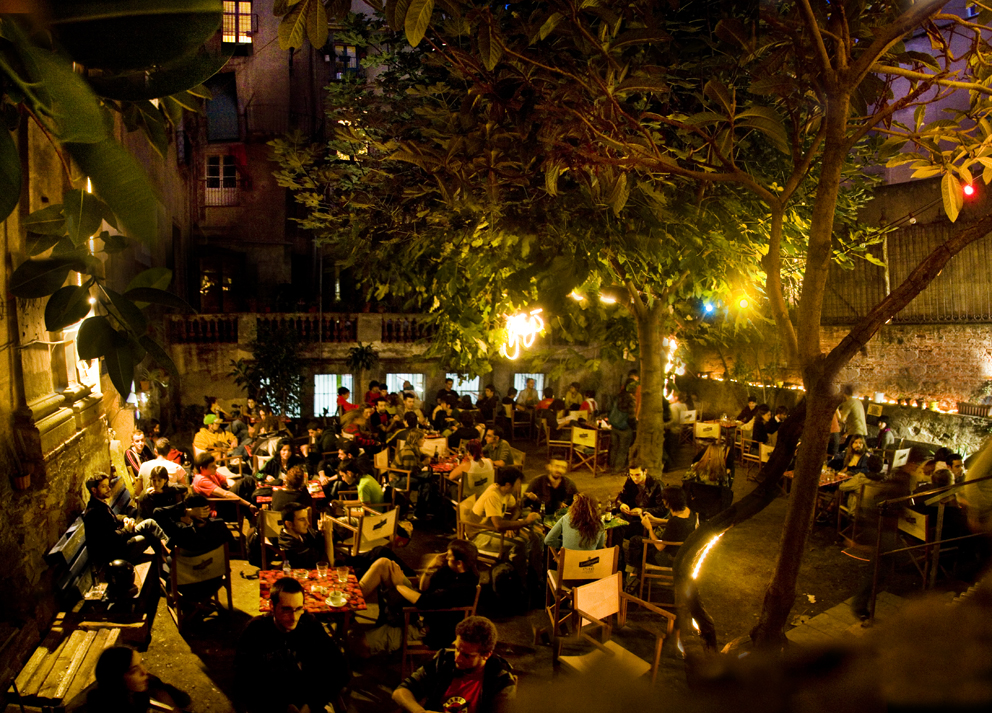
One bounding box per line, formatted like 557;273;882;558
332;44;358;80
204;73;240;142
205;155;239;206
513;373;545;396
385;373;424;400
314;374;354;417
447;373;480;402
223;1;254;44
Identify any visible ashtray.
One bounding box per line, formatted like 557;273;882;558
327;592;348;608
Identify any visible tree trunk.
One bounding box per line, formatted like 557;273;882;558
750;379;837;645
633;305;666;473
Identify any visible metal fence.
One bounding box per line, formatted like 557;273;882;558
822;223;992;325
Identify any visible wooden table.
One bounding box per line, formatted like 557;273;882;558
255;481;327;506
258;567;366;633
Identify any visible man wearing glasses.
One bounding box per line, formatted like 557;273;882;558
394;616;516;713
234;577;348;713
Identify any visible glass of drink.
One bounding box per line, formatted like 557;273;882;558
316;561;328;580
336;567;349;584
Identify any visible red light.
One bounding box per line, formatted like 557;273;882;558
964;184;976;196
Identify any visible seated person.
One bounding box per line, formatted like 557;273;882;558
355;540;481;656
435;378;458;404
431;396;459;433
271;465;314;513
136;437;188;492
369;398;393;443
83;473;167;569
736;396;758;423
544;493;605;551
463;467;542;579
306;420;338;472
153;493;233;554
72;646;190;713
482;427;512;468
537;387;555;411
476;385;500;422
448;411;480;450
628;487;698;583
389;411;421;447
365;380;386;406
191;453;257;517
449;440;495;500
234;577;349;713
524;459;578;513
612;461;668;561
580;389;598;416
334;461;385;509
341;409;379;450
912;467;968;540
750;404;778;446
400;393;430;428
260;438;306;486
123;430;153;481
563;382;583;411
192;414;237;455
393;616;516;713
337;386;359;414
136;466;186;521
828;435;871;475
392;429;432;517
278;502;326;570
687;443;730;486
838;453;886;509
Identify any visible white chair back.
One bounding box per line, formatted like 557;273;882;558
359;508;397;552
571;427;598;448
175;544;227;586
573;571;621;626
560;547;618;581
693;421;720;440
891;448;910;470
680;410;697;425
759;443;775;463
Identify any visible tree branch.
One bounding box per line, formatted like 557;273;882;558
823;212;992;376
762;206;799;367
797;0;832;74
871;64;992;94
848;0;950;88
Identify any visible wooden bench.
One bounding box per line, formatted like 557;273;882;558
6;612;121;713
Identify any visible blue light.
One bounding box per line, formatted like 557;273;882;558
704;303;714;314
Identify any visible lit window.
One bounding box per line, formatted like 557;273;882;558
223;1;253;44
513;373;545;395
386;373;425;399
447;374;480;401
314;374;354;417
205;155;239;206
334;44;358;80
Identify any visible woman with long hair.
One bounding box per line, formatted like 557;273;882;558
448;439;495;499
76;645;191;712
544;493;605;551
689;443;730;485
260;438;305;484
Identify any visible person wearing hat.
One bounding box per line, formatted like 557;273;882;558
193;413;238;454
874;415;895;451
524;460;578;513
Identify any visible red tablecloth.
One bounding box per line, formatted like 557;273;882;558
258;568;366;614
256;482;327;505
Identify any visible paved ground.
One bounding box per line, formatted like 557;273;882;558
138;436;968;711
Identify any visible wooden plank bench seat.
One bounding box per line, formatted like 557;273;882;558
6;613;121;713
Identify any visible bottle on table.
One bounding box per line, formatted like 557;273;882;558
432;446;439;464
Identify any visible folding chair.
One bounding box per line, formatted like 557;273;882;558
693;421;720;446
504;404;532;441
401;584;482;677
889;448;910;472
534;410;551;447
258;509;284;571
509;447;526;472
374;448;413;507
543;421;572;461
165;542;233;634
570;426;606;477
546;546;619;638
332;506;398;559
741;439;763;480
456;494;506;568
556;572;675;684
836;483;867;547
206;498;248;558
679;410;697;444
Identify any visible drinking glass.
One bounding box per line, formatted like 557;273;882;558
336;567;349;584
316;561;328;579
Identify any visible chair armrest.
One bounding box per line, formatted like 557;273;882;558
573;608;613;641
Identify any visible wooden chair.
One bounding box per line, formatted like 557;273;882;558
636;535;683;606
836;482;868;547
741;439;763;480
332;506;398;559
542;421;572;460
374;448;414;507
534;409;551;447
556;572;675;684
546;546;619;637
206;498;248;558
258;510;284;571
570;426;607;477
678;410;698;444
456;494;506;568
401;584;482;677
504;404;532;441
509;447;526;473
693;421;720;445
165;542;233;634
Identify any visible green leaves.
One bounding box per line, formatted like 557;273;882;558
63;189;105;246
44;282;93;332
405;0;435;47
86;47;231;101
0;127;20;223
103;330;135;400
67;139;159;244
23;204;67;235
279;0;309;49
941;172;963;223
477;16;502;70
9;258;74;299
124;287;194;313
126;267;173;293
76;316;116;360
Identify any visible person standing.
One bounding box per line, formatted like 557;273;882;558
838;384;867;436
607;392;636;474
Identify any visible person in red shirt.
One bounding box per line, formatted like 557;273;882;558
191;453;256;517
337;387;359;415
364;380;386;406
536;387;555;411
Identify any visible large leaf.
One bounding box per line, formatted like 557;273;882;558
104;288;149;335
76;315;116;360
405;0;434;47
942;171;963;223
278;2;308;50
104;330;135;400
306;0;329;49
23;204;67;236
139;335;179;377
63;189;105;246
66;139;159;244
86;46;232;101
9;258;73;299
19;44;107;144
124;287;196;313
0;127;19;223
126;267;173;293
478;17;502;70
44;282;93;332
26;232;62;256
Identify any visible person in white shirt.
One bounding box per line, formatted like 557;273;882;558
465;467;541;578
838;384;867;436
136;438;187;492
